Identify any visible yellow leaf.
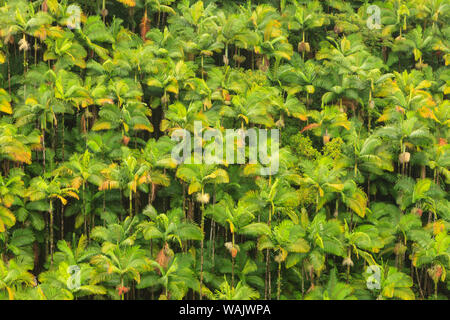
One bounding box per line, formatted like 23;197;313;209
318;187;324;197
25;97;38;105
416;80;431;90
96;98;114;105
66;191;79;200
117;0;136;7
341;37;350;52
75;213;84;229
188;182;201;195
7;287;14;300
165;83;179;94
47;0;59;13
382;286;394;298
243;164;258;176
0;100;12;114
328;183;344;192
160;119;170;132
147;78;163;88
227;220;235;233
0;206;16;230
306;85;315;94
377;113;390;122
71;177;83;190
443;85;450;95
92;121;112;131
238;114;248;124
432;221;445;235
2;194;14;208
55;195;67;205
134;123;154;132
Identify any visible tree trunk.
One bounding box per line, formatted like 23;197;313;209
49;200;54;265
277;262;282;300
199;190;205;300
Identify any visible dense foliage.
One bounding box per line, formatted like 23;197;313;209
0;0;449;300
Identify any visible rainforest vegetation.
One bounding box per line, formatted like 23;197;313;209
0;0;448;300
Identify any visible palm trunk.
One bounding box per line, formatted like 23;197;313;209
129;190;133;217
277;262;282;300
49;200;54;265
265;203;274;299
346;247;351;283
199;188;205;300
7;51;11;94
231;232;235;289
62;113;65;162
210;186;216;269
42;128;46;173
60;206;64;240
415;266;425;299
83;182;87;239
301;263;305;298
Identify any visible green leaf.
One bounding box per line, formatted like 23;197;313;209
177;224;204;241
26;200;50;212
287;238;310;253
29;212;45;231
412;178;431;203
239;223;271;237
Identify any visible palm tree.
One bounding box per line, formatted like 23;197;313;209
375;115;434;175
139;136;175;205
277;56;319;105
176;163;229;299
392;25;434;69
38;261;106;300
43;29;87;70
138;207;203;260
91;245;148;299
209;277;260;300
0;169;25;234
340;130;394;200
0;122;40;165
138;254;199;300
284;0;330;59
300;105;351;144
342;220;381;283
90;216;147;299
305;268;356;300
257;219;310;299
364;265;415;300
410;229;449;299
298;156;345;212
96;148;147;218
53;234;99;267
240;175;301;299
58;150;104;237
206;194;270;288
220;84;277;128
92;103;153;136
0;257;36;300
216;10;257;67
25;174;79;264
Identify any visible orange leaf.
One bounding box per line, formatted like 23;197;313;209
300;123;320;133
